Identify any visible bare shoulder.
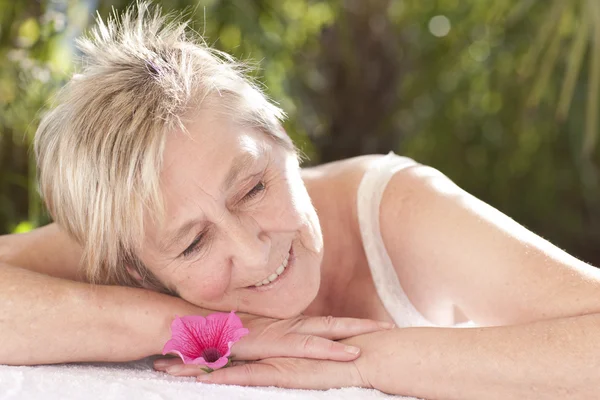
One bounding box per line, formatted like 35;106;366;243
302;153;406;194
302;154;388;219
302;153;436;244
301;153;434;222
301;154;385;180
302;154;457;321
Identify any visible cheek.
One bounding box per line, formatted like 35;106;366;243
286;173;315;217
256;179;305;230
173;259;231;302
287;177;323;248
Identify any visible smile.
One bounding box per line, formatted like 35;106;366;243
252;246;293;288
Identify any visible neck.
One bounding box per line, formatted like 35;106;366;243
300;168;359;317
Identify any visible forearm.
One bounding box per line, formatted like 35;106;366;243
0;224;83;281
348;315;600;400
0;262;205;365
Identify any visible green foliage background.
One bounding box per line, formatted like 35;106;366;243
1;0;600;265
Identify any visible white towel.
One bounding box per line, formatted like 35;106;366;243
0;358;420;400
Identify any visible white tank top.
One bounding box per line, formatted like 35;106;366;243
357;152;476;328
356;152;439;327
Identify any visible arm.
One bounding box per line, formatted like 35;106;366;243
188;158;600;396
371;160;600;397
0;224;389;365
350;317;600;400
0;223;182;364
379;161;600;325
0;261;199;365
201;317;599;400
0;224;174;364
0;223;83;281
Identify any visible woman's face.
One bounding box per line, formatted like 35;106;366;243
139;107;324;318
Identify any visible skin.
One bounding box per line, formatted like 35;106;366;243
2;104;600;398
134;105;471;325
138;107;325;319
140;109;385;319
0;104;391;366
144;105;600;399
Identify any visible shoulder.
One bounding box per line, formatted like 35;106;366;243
302;153;443;234
302;153;425;192
347;155;464;323
302;154;392;217
304;153;448;207
303;155;464;322
301;154;384;181
300;154;390;236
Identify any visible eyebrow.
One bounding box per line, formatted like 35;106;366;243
160;152;259;254
221;152;259;191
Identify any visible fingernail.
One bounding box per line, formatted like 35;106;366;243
379;321;395;329
345;345;360;355
166;365;184;375
197;374;212;382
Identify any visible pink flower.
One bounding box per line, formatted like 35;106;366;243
162;312;249;370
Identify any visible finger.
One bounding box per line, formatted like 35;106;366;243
293;316;394;340
197;362;293;387
235;333;362;361
197;360;359;390
164;364;210;377
153;357;183;371
287;334;362;361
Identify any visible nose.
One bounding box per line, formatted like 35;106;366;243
222;213;270;270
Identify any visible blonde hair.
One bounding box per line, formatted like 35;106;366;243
34;2;292;291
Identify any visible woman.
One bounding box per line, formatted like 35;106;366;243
1;4;599;399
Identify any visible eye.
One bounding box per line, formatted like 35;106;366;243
182;232;205;258
243;181;266;201
180;181;265;258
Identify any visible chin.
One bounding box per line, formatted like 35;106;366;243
267;289;319;319
255;268;321;319
243;236;322;319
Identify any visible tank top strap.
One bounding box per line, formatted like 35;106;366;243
356;152;434;327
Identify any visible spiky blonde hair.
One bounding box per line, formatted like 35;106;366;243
34;2;292;290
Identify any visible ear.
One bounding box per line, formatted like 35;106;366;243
126;264;153;289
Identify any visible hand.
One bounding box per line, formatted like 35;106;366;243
196;357;372;390
154;314;393;372
155;354;372;390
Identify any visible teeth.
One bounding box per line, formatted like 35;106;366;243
253;251;290;287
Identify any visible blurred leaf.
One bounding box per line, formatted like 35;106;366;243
584;0;600;159
527;20;562;107
219;24;241;49
518;0;567;78
17;18;40;47
12;221;34;234
505;0;537;25
1;0;600;264
557;9;589;120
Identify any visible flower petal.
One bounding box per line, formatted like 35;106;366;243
162;312;249;369
216;312;249;357
162;315;209;363
196;355;230;369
